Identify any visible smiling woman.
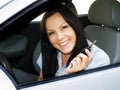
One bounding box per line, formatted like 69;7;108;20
37;3;110;80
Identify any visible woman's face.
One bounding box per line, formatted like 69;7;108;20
46;12;76;55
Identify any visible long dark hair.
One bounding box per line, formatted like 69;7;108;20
40;4;88;79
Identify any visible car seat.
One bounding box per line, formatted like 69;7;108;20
0;35;28;83
12;40;41;84
85;0;120;64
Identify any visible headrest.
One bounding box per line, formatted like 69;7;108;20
88;0;120;28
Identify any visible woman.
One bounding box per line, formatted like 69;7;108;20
37;4;110;80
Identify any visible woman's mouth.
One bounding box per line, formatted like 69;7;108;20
59;40;69;46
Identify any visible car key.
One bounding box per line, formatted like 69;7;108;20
80;40;97;55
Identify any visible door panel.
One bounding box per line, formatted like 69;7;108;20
0;66;18;90
20;64;120;90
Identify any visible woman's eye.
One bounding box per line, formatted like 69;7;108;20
48;32;54;36
62;25;68;29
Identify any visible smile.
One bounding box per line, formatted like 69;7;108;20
59;40;69;46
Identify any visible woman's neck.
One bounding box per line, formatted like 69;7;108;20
61;54;71;67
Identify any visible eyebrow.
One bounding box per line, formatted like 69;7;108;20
47;29;55;32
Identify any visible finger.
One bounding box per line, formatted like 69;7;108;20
76;54;88;70
65;58;78;74
65;64;74;74
70;59;78;69
77;50;92;69
78;49;92;61
85;49;92;60
75;56;82;66
78;53;88;60
67;63;73;69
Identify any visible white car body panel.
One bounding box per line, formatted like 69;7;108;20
21;66;120;90
0;68;17;90
0;0;37;24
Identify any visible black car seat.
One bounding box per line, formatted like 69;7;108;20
0;35;28;83
12;40;41;84
85;0;120;64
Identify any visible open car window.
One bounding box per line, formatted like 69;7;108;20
0;0;120;90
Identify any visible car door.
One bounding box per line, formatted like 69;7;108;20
1;64;120;90
0;66;18;90
19;64;120;90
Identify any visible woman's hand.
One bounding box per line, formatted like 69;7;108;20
65;49;92;74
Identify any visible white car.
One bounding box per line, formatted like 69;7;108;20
0;0;120;90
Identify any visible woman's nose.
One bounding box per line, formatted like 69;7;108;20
57;31;64;40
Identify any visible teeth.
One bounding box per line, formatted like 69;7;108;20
60;41;68;46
